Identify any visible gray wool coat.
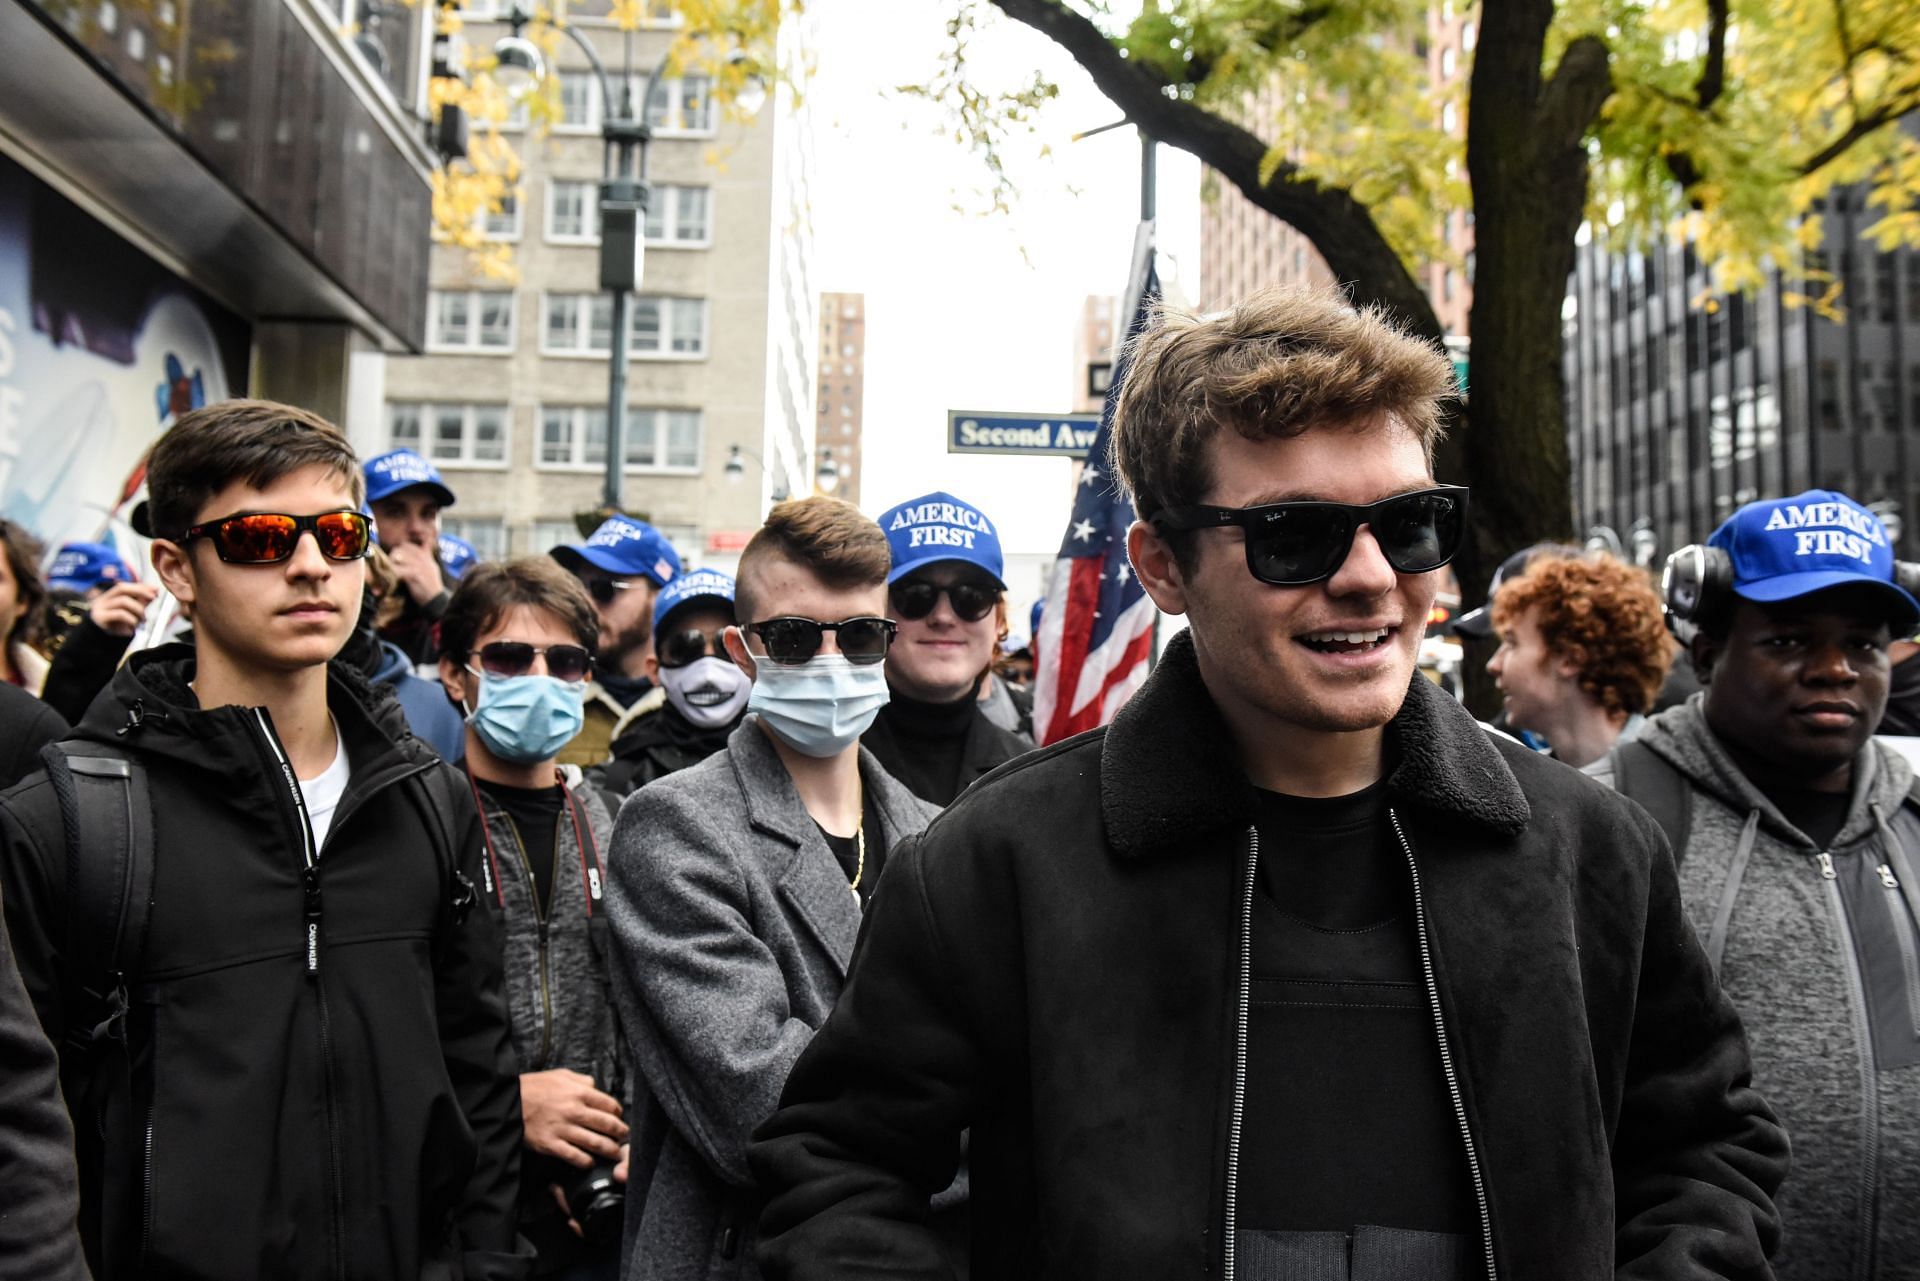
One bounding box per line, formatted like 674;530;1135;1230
604;716;939;1280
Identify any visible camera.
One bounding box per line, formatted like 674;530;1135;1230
559;1160;624;1248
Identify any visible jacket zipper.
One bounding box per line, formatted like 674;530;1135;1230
1876;863;1920;1035
141;1107;155;1260
249;709;347;1281
1221;826;1257;1281
501;812;557;1067
1817;850;1878;1280
1391;809;1496;1281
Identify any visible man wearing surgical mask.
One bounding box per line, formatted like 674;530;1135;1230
602;497;955;1279
437;558;627;1279
590;568;749;807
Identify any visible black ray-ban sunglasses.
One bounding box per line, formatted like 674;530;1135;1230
745;616;897;666
471;641;594;683
890;576;1002;623
182;510;373;564
1152;486;1469;587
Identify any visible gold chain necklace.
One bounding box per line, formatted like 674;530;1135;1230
847;778;867;903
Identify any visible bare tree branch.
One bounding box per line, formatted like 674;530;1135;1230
1696;0;1729;108
985;0;1444;346
1800;98;1916;173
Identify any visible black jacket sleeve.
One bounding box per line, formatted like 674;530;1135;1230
0;688;67;792
0;877;88;1281
40;620;131;728
430;772;535;1280
1610;803;1788;1277
751;834;978;1280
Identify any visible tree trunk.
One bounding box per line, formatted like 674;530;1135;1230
1457;2;1610;714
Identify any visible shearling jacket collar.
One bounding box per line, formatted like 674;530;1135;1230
1100;629;1530;859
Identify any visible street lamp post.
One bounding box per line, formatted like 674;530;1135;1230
725;443;840;503
496;13;762;513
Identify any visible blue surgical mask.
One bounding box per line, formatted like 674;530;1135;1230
747;655;890;758
464;671;586;764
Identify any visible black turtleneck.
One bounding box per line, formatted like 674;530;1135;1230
867;684;976;806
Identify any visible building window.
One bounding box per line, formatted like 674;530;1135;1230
1461;20;1476;50
388;402;509;466
529;520;579;554
557;70;600;131
547;179;599;241
482;190;522;241
1088;362;1113;397
443;517;507;560
538;406;702;471
633;75;716;134
1440;101;1458;133
428;290;515;353
1440;47;1456;78
641;185;713;245
543;293;708;357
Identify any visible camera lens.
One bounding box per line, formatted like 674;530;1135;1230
561;1161;624;1248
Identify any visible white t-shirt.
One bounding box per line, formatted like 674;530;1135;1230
299;724;352;852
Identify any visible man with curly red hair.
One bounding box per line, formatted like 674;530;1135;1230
1487;551;1673;768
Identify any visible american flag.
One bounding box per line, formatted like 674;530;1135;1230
1032;258;1161;746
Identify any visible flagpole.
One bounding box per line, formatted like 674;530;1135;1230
1140;129;1156;223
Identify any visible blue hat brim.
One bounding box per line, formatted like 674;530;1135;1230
367;478;457;508
551;543;671;586
654;590;736;633
1734;571;1920;629
886;555;1007;589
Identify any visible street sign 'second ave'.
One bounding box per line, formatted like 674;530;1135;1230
947;411;1103;457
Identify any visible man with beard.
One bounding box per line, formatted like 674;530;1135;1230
365;448;459;665
592;568;750;804
550;516;682;768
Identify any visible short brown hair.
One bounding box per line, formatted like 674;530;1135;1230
1111;285;1456;520
735;496;890;623
0;521;46;652
439;557;599;662
147;399;364;540
1491;553;1674;717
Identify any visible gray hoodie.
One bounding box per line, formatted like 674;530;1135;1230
1599;698;1920;1279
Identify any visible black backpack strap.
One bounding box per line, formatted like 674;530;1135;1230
39;741;154;1052
1611;739;1693;864
405;763;477;961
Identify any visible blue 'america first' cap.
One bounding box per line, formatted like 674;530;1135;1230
47;542;136;594
550;515;683;588
1710;489;1920;630
364;449;457;508
879;491;1005;586
437;533;479;579
653;567;736;633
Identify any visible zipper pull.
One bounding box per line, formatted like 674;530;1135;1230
303;867;324;976
1817;852;1837;880
1879;863;1900;889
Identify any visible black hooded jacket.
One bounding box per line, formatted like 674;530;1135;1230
588;701;735;808
0;646;530;1280
752;630;1787;1279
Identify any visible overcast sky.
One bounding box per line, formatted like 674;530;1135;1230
803;0;1202;555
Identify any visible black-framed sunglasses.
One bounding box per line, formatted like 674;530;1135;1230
890;576;1002;623
585;578;640;607
657;627;729;669
470;641;594;683
745;616;896;666
1153;486;1469;587
182;510;372;565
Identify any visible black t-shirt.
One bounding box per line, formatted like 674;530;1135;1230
1766;783;1852;851
1241;779;1476;1248
477;778;566;916
814;789;887;910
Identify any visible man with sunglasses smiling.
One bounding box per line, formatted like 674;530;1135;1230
861;491;1032;806
591;567;750;805
754;288;1785;1279
437;558;627;1279
0;400;528;1280
602;496;955;1280
550;515;683;769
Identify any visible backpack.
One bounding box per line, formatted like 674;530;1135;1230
38;739;476;1074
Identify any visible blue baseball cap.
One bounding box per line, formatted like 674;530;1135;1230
1711;490;1919;630
879;491;1005;586
550;515;683;588
653;567;736;633
437;533;479;579
47;542;136;594
364;449;457;508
